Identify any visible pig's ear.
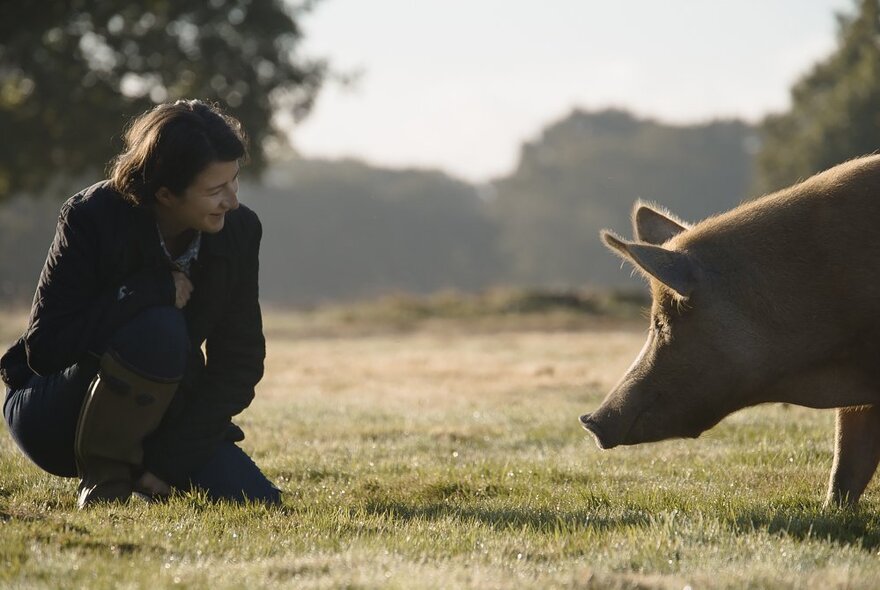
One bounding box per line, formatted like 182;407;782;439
601;230;695;297
632;203;690;245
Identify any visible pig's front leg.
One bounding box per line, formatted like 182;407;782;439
826;405;880;508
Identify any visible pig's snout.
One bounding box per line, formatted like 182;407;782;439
579;414;618;450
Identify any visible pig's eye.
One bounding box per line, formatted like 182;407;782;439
652;315;670;338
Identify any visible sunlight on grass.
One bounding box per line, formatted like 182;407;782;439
1;307;878;589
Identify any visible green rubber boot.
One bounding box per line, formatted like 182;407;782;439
75;352;179;508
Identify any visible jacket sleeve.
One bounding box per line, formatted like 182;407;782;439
144;217;265;486
24;200;176;375
195;216;266;426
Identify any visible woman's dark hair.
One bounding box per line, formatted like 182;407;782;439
108;99;248;206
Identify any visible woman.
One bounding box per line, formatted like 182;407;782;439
0;99;280;507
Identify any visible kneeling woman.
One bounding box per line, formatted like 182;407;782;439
1;100;280;507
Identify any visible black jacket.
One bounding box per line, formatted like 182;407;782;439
0;181;265;486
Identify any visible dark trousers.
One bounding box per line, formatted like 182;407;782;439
3;306;280;505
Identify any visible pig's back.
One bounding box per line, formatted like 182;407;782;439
676;154;880;329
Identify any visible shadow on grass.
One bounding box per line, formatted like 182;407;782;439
361;495;880;551
728;506;880;550
362;499;649;534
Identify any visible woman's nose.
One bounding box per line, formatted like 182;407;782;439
224;187;240;211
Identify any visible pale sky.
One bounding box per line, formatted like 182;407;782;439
291;0;853;183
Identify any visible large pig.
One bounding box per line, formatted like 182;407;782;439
579;155;880;507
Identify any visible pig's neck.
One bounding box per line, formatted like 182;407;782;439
759;357;880;409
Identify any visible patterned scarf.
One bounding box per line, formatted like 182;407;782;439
156;226;202;275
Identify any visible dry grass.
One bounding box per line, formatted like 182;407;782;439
261;323;638;404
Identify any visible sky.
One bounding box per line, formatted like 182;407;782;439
291;0;854;183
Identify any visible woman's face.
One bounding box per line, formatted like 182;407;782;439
164;160;240;234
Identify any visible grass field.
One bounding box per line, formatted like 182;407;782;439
1;300;879;589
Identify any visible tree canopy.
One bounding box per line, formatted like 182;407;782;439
756;0;880;193
490;109;756;288
0;0;325;200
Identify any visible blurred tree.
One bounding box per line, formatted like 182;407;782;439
491;109;756;288
257;159;504;304
756;0;880;193
0;0;325;200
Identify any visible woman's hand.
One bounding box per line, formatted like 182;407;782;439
172;271;194;309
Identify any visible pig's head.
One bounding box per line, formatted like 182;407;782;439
580;204;765;449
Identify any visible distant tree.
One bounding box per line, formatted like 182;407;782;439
256;159;505;304
756;0;880;193
0;0;326;200
491;109;756;288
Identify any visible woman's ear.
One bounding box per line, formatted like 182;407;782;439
155;187;174;207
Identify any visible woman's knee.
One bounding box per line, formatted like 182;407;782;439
108;306;189;379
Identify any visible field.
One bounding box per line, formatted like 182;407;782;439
1;298;879;589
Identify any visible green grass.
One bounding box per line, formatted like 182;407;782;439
1;306;879;589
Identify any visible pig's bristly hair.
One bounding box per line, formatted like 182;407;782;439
600;229;695;299
631;200;691;227
631;201;692;246
601;229;638;275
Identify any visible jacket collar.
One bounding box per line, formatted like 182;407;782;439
200;227;234;260
131;203;234;261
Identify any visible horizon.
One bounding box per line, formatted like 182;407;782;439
272;106;756;185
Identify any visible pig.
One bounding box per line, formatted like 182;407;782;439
579;155;880;507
